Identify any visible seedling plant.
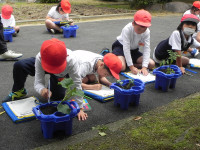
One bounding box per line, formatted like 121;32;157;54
57;78;84;114
159;50;180;74
116;79;134;89
40;78;84;115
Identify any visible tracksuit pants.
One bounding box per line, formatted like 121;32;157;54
0;16;7;55
12;57;66;100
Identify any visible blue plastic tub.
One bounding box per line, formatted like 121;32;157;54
61;25;79;38
32;101;80;139
110;79;145;110
153;65;182;92
3;28;15;42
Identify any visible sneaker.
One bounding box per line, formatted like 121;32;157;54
190;48;199;57
100;48;110;56
2;88;27;103
50;29;55;34
59;28;63;33
0;50;23;60
13;32;17;37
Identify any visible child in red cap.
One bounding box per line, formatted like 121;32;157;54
72;50;122;90
112;9;155;76
183;1;200;57
153;14;200;74
3;38;87;121
0;6;22;60
45;0;73;34
183;1;200;18
1;4;20;36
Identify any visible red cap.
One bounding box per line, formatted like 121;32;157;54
61;0;71;13
1;5;13;19
134;9;152;27
181;14;199;24
103;53;122;80
40;38;67;74
193;1;200;9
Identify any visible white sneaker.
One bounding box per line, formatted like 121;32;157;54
191;48;199;57
0;50;23;60
50;29;55;34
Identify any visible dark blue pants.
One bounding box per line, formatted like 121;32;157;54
0;16;7;54
12;57;66;100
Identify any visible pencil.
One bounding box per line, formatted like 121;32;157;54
84;95;93;100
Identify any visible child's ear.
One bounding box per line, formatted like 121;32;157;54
100;62;104;67
132;22;135;27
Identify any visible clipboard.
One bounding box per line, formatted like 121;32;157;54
120;72;155;84
189;58;200;68
2;97;38;123
83;85;114;102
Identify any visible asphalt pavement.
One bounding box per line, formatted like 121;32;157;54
1;15;200;150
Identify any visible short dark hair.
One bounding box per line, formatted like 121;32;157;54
191;6;199;12
177;21;197;32
102;60;112;76
56;2;62;12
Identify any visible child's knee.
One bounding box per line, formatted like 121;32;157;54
82;77;89;83
121;64;126;71
88;74;96;82
14;60;23;69
148;60;155;69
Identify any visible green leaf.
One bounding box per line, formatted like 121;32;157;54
70;88;84;97
99;132;106;136
57;103;71;114
58;78;74;89
74;89;84;97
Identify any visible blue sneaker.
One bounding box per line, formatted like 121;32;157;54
2;88;27;103
191;48;199;57
100;48;110;56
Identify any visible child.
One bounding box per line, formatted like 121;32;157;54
1;5;20;36
45;0;73;34
72;50;122;90
0;13;22;60
3;38;87;121
112;9;155;76
183;1;200;17
183;1;200;56
153;14;200;74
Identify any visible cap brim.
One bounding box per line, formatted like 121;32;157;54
63;8;71;14
41;60;67;74
110;69;120;80
135;21;151;27
183;18;199;24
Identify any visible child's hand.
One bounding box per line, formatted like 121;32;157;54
130;67;139;75
180;67;185;74
40;88;52;100
92;84;102;90
68;19;74;25
141;67;149;76
77;109;88;121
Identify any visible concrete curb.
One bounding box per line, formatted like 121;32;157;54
16;13;134;24
32;116;134;150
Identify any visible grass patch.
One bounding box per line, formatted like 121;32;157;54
66;93;200;150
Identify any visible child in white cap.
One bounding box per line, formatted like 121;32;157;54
153;14;200;74
183;1;200;57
